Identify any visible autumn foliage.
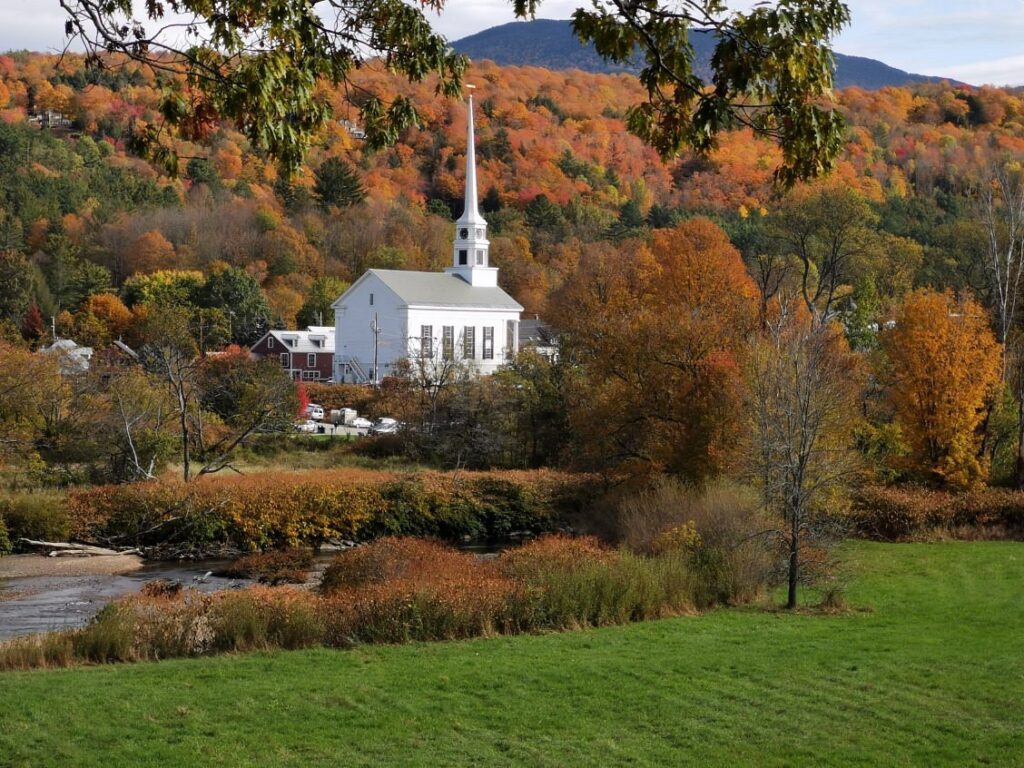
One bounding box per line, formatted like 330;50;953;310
881;290;1002;488
552;218;758;483
67;468;593;552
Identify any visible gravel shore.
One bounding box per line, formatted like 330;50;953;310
0;554;144;579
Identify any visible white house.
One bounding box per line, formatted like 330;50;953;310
332;94;523;384
41;338;93;374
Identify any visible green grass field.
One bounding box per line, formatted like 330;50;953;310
1;541;1021;767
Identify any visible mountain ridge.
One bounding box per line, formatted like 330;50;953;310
452;19;963;91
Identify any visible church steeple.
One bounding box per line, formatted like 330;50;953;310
447;90;497;287
458;92;484;227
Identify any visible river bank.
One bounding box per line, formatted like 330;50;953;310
0;554;144;580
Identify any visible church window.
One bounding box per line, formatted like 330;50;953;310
420;325;433;358
463;327;475;359
369;293;374;306
279;353;289;368
476;249;484;265
483;327;494;360
442;326;454;360
458;249;468;265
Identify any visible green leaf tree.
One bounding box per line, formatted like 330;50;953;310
297;276;350;328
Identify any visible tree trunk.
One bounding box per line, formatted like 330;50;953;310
1016;394;1024;489
787;505;799;610
178;382;190;483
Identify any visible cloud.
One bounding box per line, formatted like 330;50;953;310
939;54;1024;87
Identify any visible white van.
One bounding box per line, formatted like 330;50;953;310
305;403;325;421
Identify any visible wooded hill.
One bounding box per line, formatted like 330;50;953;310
452;19;959;90
0;51;1021;337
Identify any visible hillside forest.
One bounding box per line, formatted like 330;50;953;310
2;52;1024;494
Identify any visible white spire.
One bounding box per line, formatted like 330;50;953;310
447;88;495;286
457;91;485;225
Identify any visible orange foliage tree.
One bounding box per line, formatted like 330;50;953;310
130;230;177;275
881;289;1002;488
552;218;758;483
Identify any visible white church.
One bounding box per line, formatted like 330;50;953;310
332;93;523;384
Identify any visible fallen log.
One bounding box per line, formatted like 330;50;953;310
18;539;139;557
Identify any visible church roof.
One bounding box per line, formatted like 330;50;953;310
352;269;523;311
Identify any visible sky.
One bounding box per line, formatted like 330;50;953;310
1;1;1022;87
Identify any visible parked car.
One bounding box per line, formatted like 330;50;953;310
371;417;401;435
295;419;318;433
305;403;325;421
350;417;373;429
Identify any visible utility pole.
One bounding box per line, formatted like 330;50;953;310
371;312;380;387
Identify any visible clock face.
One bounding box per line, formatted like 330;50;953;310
459;227;469;239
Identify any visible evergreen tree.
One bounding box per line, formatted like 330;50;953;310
0;251;33;322
313;157;366;210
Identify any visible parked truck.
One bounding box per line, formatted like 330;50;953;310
330;408;358;425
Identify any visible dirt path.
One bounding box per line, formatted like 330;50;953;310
0;554;144;579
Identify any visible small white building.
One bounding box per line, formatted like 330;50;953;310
332;94;523;384
41;338;93;374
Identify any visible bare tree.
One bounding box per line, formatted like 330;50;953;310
747;306;864;609
974;162;1024;484
138;308;203;481
977;163;1024;351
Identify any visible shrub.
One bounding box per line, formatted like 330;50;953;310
68;469;590;552
320;537;480;592
617;481;773;607
140;579;183;598
210;588;323;652
847;486;1024;540
0;532;768;672
321;578;516;646
0;492;70;547
220;549;314;585
0;516;10;556
72;603;136;663
497;535;691;628
0;632;74;671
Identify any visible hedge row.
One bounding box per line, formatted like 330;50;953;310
847;485;1024;540
68;469;594;552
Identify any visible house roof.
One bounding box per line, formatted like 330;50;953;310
40;338;93;373
337;269;523;311
259;327;335;355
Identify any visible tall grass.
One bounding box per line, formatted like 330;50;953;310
0;533;770;672
617;480;775;607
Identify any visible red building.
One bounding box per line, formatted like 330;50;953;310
250;326;335;381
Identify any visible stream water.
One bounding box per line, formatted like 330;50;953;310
0;559;253;640
0;541;513;640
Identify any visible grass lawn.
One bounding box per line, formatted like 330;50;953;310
1;541;1022;767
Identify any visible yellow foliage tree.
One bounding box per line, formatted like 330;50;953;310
881;289;1002;488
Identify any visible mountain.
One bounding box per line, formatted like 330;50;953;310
452;19;961;91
